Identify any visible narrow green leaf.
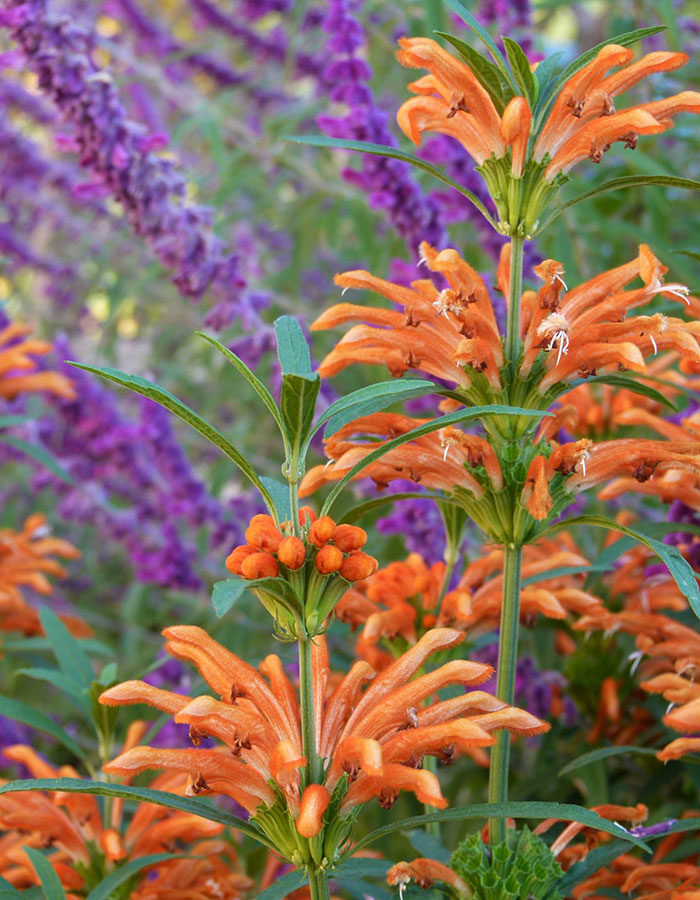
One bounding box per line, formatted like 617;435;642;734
260;476;292;521
568;373;678;412
280;372;321;468
257;871;306;900
0;875;24;899
67;362;276;517
195;332;284;433
87;853;180;900
287;136;498;229
0;414;35;428
16;668;91;714
0;697;86;760
211;575;301;617
211;579;247;616
0;779;273;848
406;829;451;864
440;0;513;83
39;607;94;689
274;315;312;376
502;36;537;105
532;51;564;114
24;847;67;900
340;491;446;523
349;801;649;855
316;379;436;439
555;840;631;894
0;434;72;483
320;404;551;516
436;32;507;111
559;745;660;776
539;176;700;231
546;515;700;619
521;563;609;587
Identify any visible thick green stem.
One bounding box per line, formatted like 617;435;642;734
298;635;321;784
487;543;522;845
505;235;524;364
308;867;331;900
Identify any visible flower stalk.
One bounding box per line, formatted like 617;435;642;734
488;542;523;844
505;234;524;365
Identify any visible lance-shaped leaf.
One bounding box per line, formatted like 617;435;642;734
545;514;700;619
320;404;551;516
23;847;67;900
274;315;313;377
67;363;276;517
212;576;301;618
287;136;498;229
0;434;72;483
280;372;320;479
86;853;181;900
0;779;273;848
39;607;94;690
257;871;306;900
567;372;678;412
539;175;700;232
0;697;87;760
349;801;650;855
502;37;537;106
314;378;437;440
441;0;514;85
559;745;661;777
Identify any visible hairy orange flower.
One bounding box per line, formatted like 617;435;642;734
0;736;251;899
0;513;87;639
0;322;75;401
100;627;547;853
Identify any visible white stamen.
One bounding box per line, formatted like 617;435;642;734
650;333;658;356
399;883;406;900
31;524;51;539
324;459;334;469
581;454;587;476
341;286;350;296
628;650;644;674
664;284;691;304
546;329;570;365
443;443;450;461
555;273;568;291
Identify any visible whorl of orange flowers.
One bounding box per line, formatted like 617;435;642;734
99;627;549;840
0;321;75;401
395;36;700;181
0;513;87;638
0;731;252;899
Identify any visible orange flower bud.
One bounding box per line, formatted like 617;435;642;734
241;552;279;579
245;521;284;553
296;784;331;838
100;828;126;861
340;551;378;582
225;544;257;575
315;544;343;574
309;515;336;547
278;536;306;570
331;524;367;552
299;505;317;525
249;514;276;528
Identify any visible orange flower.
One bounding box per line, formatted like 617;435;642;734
100;626;548;859
0;322;75;401
0;738;251;899
0;513;87;639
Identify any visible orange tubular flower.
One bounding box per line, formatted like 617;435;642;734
0;321;75;401
100;626;548;862
0;741;252;899
0;513;87;639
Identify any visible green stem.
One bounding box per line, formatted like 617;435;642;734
298;635;321;784
289;479;300;536
505;235;524;365
487;542;522;845
308;867;331;900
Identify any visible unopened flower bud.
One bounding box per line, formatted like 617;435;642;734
331;524;367;552
296;784;331;838
278;536;306;570
245;521;284;553
309;515;336;547
225;544;257;575
315;544;343;574
340;551;378;581
299;506;317;526
241;552;279;579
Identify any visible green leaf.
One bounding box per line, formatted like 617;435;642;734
0;414;35;428
440;0;513;83
521;562;610;587
320;404;551;516
195;332;284;433
0;779;272;848
15;667;91;715
502;36;537;105
559;745;661;776
287;136;498;229
39;607;94;689
260;476;292;521
0;434;72;483
280;372;321;473
256;871;306;900
274;315;313;376
546;515;700;619
67;362;276;517
316;379;437;439
350;801;649;855
555;839;631;895
539;175;700;231
568;372;678;412
407;829;451;864
0;697;87;760
436;32;507;111
532;51;564;110
24;847;67;900
0;875;24;899
86;853;180;900
340;491;446;523
211;576;301;618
